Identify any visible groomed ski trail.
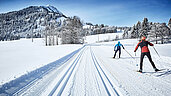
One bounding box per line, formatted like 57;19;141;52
1;40;171;96
8;45;123;96
44;45;122;96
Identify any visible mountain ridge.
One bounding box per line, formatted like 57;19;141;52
0;5;67;41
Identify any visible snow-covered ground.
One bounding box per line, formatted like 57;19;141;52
0;33;171;96
85;33;123;44
0;38;82;85
91;39;171;96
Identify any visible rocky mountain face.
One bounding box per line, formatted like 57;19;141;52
0;5;67;41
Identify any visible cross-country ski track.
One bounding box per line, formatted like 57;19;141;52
1;40;171;96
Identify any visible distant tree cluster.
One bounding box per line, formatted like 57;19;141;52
61;16;83;44
84;24;117;36
123;18;171;44
122;27;131;39
26;33;42;38
44;17;62;46
84;23;131;37
0;20;21;41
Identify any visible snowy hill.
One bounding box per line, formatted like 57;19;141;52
0;5;67;40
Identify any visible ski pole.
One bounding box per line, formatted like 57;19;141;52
124;49;139;66
124;49;135;60
153;46;160;58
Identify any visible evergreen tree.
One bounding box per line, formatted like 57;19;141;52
130;25;136;38
168;18;171;29
122;28;129;39
140;18;149;37
168;18;171;35
61;16;83;44
136;21;141;38
149;23;170;44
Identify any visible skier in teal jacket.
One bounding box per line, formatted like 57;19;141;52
113;41;125;58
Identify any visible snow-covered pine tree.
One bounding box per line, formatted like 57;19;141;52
160;23;170;43
122;27;130;39
148;23;159;44
61;16;83;44
130;24;136;38
168;18;171;36
168;18;171;30
136;21;141;38
152;23;170;44
139;18;149;38
130;21;141;38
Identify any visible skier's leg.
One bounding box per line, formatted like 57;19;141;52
146;52;157;69
113;50;118;58
140;53;145;70
119;49;121;58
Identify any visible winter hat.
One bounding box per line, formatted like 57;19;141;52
141;36;146;40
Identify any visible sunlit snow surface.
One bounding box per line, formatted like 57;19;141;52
0;34;171;96
0;38;82;85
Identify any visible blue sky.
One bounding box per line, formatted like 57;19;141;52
0;0;171;26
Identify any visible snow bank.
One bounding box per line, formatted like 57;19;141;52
0;38;82;85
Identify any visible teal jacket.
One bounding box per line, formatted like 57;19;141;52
114;41;124;51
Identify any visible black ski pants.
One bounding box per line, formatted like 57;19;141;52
114;49;121;58
140;52;157;70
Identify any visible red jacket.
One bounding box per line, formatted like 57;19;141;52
134;40;153;53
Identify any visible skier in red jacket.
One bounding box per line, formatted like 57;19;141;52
134;36;159;73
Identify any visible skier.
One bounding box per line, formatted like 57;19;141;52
134;36;160;73
113;41;125;58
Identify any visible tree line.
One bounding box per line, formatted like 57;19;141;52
44;16;84;45
123;18;171;44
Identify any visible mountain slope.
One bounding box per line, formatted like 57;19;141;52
0;5;67;41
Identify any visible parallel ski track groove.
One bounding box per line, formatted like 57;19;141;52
11;46;85;96
48;47;85;96
90;46;120;96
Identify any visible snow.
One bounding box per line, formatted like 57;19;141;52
40;38;171;96
41;5;63;14
85;32;123;44
0;33;171;96
90;39;171;96
83;25;93;29
0;38;82;85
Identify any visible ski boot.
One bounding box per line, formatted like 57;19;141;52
137;69;142;73
155;68;160;72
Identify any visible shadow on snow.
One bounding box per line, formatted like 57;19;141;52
0;46;85;96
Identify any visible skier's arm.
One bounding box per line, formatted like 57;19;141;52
122;44;125;49
134;43;139;52
148;41;154;46
114;45;117;51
